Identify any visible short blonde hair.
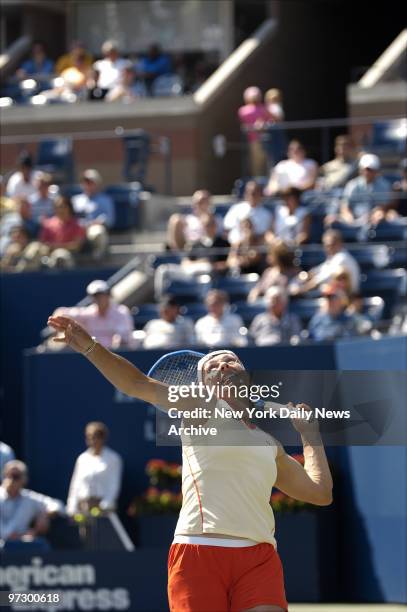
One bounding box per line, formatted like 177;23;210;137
265;88;282;103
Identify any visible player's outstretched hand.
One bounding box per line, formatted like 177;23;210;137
47;315;93;354
288;402;320;434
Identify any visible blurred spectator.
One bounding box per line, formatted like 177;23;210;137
28;172;55;221
72;169;115;259
238;86;270;176
16;41;54;79
185;213;229;275
389;301;407;336
166;190;215;251
13;197;41;239
223;180;272;245
53;280;135;349
67;422;122;515
249;287;302;346
291;229;360;296
56;40;93;74
18;196;86;270
92;40;129;97
0;460;64;546
226;217;265;275
0;442;15;474
265;140;318;195
263;88;286;166
105;65;140;102
143;295;195;350
0;176;16;215
57;52;94;101
135;43;172;93
0;226;32;272
332;154;391;225
248;240;300;303
308;285;357;342
267;187;311;245
318;135;358;191
389;158;407;218
346;293;373;335
155;214;229;299
6;151;38;199
195;290;248;348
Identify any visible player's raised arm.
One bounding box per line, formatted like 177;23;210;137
47;315;204;411
274;403;333;506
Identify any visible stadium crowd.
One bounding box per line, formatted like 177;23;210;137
1;114;406;347
2;39;215;105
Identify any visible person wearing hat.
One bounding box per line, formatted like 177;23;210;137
92;40;128;97
51;279;135;349
143;295;195;350
6;152;39;200
72;169;115;260
308;284;358;342
337;153;391;224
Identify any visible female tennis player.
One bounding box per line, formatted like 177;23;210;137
48;314;333;612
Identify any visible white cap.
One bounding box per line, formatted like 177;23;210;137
86;280;110;296
359;153;380;170
197;350;243;385
81;168;102;184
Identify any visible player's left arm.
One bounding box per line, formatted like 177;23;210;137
274;403;333;506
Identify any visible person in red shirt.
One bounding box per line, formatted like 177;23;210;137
40;196;86;250
19;196;86;270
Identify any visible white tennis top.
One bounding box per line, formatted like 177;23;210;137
175;407;278;547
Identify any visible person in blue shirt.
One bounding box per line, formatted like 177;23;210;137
72;169;115;260
135;43;172;92
17;41;54;79
338;153;391;225
308;285;358;342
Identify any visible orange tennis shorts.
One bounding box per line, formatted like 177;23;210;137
168;542;287;611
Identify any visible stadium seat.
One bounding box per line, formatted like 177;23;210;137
122;131;150;184
347;245;392;270
35;138;74;183
289;298;321;323
132;303;160;328
369;119;407;156
148;253;182;269
151;74;183;97
162;274;212;304
213;273;260;302
61;184;82;199
368;221;407;242
232;300;266;326
180;303;208;321
297;247;325;270
360;268;407;318
105;184;142;231
330;221;368;242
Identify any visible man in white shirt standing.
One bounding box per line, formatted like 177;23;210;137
67;422;122;515
195;290;248;347
223;180;272;245
291;229;360;296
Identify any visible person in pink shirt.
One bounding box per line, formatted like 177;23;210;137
53;280;135;349
40;196;86;250
238;86;270;177
15;196;86;269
